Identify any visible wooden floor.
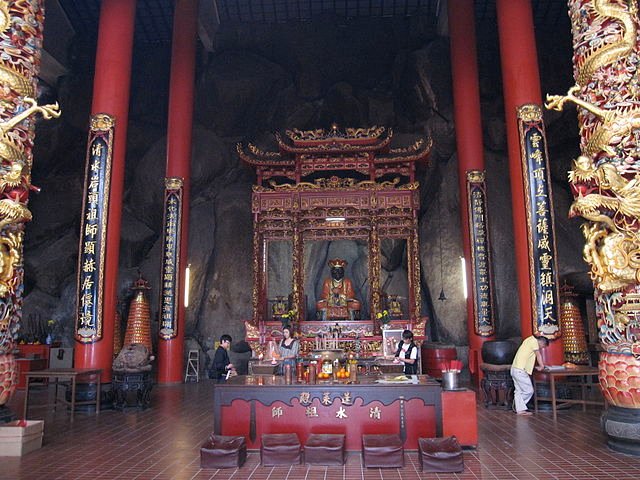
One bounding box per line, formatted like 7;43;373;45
3;380;639;479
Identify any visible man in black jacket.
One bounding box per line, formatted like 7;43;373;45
210;334;235;382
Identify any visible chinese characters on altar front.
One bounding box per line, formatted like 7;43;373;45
268;391;385;420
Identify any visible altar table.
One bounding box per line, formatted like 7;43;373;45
213;374;442;450
533;366;603;421
23;368;102;421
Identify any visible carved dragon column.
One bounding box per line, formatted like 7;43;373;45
546;0;640;455
0;1;60;421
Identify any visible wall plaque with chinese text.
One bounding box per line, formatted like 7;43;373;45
159;177;183;339
466;170;495;336
75;114;114;343
517;104;561;338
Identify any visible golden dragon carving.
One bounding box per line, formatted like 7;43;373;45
0;97;61;133
575;0;637;87
0;97;61;227
546;85;640;158
0;97;61;162
0;230;21;297
570;156;640;292
544;1;640;295
568;155;640;233
0;3;9;33
565;155;640;292
581;222;640;292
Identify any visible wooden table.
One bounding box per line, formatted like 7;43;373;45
16;358;48;389
23;368;102;421
533;366;602;421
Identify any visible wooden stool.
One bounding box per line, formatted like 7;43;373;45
418;436;464;473
200;434;247;469
362;434;404;468
304;433;345;465
261;433;301;466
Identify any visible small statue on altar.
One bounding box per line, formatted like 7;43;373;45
272;296;288;319
316;258;361;321
386;294;403;319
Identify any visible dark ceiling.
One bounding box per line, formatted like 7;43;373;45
57;0;570;46
215;0;442;23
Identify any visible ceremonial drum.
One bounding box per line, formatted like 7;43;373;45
421;343;457;379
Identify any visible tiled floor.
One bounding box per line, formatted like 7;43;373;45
3;381;639;479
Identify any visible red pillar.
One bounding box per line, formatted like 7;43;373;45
448;0;495;385
496;0;563;364
157;0;198;384
75;0;137;381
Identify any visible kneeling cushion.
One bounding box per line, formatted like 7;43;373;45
418;436;464;473
304;433;345;465
261;433;301;466
362;434;404;468
200;434;246;469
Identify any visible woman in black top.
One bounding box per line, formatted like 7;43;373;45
393;330;418;375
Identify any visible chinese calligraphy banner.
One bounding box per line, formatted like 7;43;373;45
517;104;561;339
466;170;495;337
159;177;183;340
75;114;114;343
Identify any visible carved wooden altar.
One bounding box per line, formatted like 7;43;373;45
238;126;431;351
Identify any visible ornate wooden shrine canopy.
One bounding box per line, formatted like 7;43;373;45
239;126;432;345
238;125;430;185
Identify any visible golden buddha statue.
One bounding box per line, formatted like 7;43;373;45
316;259;361;320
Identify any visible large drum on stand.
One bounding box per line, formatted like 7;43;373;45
421;343;457;379
480;340;517;365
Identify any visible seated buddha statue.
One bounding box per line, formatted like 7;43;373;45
316;259;361;321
